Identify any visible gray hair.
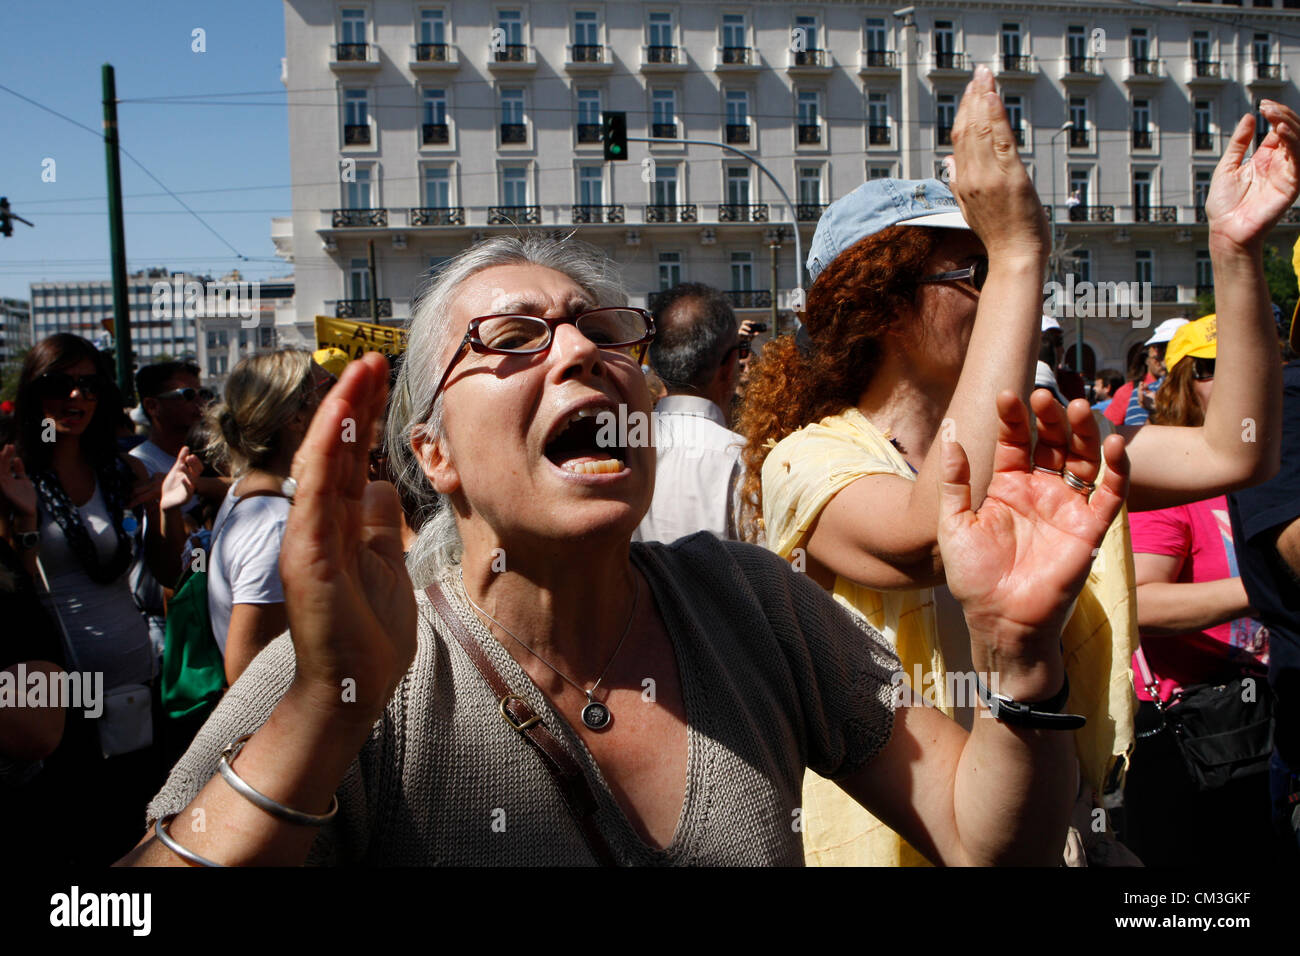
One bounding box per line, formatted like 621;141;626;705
388;234;628;585
647;283;737;392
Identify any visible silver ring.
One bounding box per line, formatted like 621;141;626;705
280;475;298;502
1062;469;1096;495
1032;464;1061;477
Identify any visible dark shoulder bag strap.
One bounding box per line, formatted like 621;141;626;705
425;581;617;866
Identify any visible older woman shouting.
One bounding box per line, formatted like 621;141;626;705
120;236;1128;867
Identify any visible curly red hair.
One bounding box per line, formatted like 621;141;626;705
735;225;943;537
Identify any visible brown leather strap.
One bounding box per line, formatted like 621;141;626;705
425;582;617;866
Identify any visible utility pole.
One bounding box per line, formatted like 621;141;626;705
102;64;133;402
367;239;379;322
766;228;782;334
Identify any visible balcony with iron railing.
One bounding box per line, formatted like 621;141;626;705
1282;208;1300;223
499;123;528;144
332;208;388;228
1133;206;1177;223
577;123;602;144
1187;59;1224;83
1125;57;1165;83
997;53;1034;77
644;204;698;223
1063;55;1101;80
566;44;611;71
571;204;625;224
725;123;751;144
422;123;450;145
331;42;379;69
408;206;465;226
725;290;772;309
797;124;821;145
868;124;891;146
333;298;392;319
651;122;678;139
929;51;972;75
1250;61;1286;87
491;44;530;64
1193;130;1213;151
858;49;898;73
717;46;756;69
1069;127;1090;148
789;48;830;70
1066;205;1114;222
487;205;541;224
344;124;372;145
718;203;769;223
642;45;685;70
411;43;457;70
1132;129;1153;149
796;203;828;221
1150;286;1179;303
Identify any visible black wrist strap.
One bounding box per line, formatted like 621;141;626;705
975;672;1087;730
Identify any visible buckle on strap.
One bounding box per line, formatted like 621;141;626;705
499;694;542;732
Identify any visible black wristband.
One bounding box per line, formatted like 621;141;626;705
975;672;1087;730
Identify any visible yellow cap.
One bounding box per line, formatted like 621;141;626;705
1165;314;1217;374
312;347;349;377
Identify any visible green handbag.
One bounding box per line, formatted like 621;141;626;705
160;489;285;720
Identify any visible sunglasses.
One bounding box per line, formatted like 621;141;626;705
156;387;200;401
36;372;108;401
1192;357;1216;381
918;256;989;292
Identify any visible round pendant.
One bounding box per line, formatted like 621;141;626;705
121;514;139;535
581;699;612;730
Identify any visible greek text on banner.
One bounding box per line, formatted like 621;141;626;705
315;315;408;359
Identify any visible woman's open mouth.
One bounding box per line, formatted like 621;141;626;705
543;407;627;476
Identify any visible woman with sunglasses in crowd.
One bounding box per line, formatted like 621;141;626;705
7;333;200;862
202;349;335;687
121;233;1132;867
1123;315;1273;866
739;68;1300;865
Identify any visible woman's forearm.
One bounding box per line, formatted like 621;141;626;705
115;681;376;867
1135;576;1253;635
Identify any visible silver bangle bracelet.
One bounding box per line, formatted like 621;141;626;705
155;814;226;868
217;733;340;826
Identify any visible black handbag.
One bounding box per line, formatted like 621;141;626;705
1135;646;1274;791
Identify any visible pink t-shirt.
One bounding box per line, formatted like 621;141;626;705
1129;495;1268;701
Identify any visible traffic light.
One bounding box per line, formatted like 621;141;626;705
602;112;627;161
0;198;12;238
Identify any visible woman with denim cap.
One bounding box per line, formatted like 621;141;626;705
122;233;1130;867
740;66;1300;865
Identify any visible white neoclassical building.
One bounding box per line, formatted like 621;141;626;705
281;0;1300;374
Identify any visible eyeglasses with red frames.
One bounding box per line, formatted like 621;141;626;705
425;307;656;415
918;256;989;293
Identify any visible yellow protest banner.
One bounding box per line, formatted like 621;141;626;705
315;315;408;360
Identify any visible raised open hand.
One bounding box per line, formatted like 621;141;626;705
159;446;203;511
278;352;416;722
938;391;1128;653
947;64;1048;261
1205;101;1300;249
0;444;36;518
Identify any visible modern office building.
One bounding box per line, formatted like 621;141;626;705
282;0;1300;374
0;297;31;367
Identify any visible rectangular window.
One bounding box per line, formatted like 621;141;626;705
1132;99;1150;131
578;166;603;206
725;90;749;127
1196;249;1213;289
1004;95;1024;141
1135;250;1154;285
798;167;822;205
866;17;887;52
652;164;677;206
934;20;955;55
1072;249;1092;284
648;11;673;48
577;88;601;126
573;10;599;47
1130;27;1150;64
797;90;820;126
1254;33;1271;64
1069;169;1090;207
658;252;682;290
1133;170;1152;210
423;167;450;207
340;8;366;45
937;93;956;144
731;252;754;291
795;15;818;50
723;14;746;51
498;10;523;46
1069;96;1088;144
1192;30;1211;64
1001;22;1021;57
726;167;750;205
1067;25;1086;61
652;88;677;136
501;166;528;206
419;9;446;45
349;258;370;301
869;165;893;180
1194;169;1213;211
500;88;524;125
423;89;447;126
868;92;889;127
344;89;369;128
345;165;372;208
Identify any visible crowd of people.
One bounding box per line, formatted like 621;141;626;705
2;68;1298;867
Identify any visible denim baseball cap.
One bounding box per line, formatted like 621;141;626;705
806;178;970;283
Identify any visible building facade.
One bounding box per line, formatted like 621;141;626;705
0;298;31;367
194;277;296;390
282;0;1300;374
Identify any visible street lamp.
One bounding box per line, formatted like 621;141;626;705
1048;121;1086;374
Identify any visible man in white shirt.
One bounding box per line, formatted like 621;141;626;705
634;284;748;544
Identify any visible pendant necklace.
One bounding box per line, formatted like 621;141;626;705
459;569;640;731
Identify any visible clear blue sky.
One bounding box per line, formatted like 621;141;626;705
0;0;290;300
